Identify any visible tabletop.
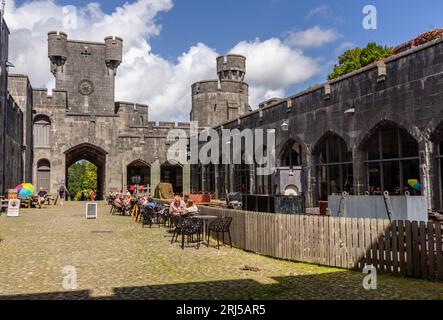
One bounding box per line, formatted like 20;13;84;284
192;215;218;220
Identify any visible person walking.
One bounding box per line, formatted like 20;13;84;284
58;182;69;206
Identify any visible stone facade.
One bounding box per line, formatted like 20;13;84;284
30;32;190;198
0;16;25;193
8;74;33;182
190;55;250;128
196;37;443;212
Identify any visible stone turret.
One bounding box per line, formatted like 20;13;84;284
191;54;250;128
105;36;123;75
217;54;246;82
48;31;68;75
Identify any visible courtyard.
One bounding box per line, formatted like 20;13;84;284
0;202;442;300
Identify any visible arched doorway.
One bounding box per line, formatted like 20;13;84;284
37;159;51;192
161;162;183;194
65;144;107;200
314;133;353;201
362;122;420;195
127;160;151;188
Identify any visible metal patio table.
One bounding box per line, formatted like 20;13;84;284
192;215;218;245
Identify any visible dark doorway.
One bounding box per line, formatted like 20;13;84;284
127;160;151;187
161;162;183;194
65;144;107;200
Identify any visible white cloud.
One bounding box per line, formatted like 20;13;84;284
230;38;320;107
4;0;322;121
306;5;330;20
284;26;340;49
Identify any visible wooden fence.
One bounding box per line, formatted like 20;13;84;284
198;206;443;281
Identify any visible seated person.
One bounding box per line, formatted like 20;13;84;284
122;194;132;215
143;196;157;210
37;187;47;208
184;200;198;215
170;195;186;216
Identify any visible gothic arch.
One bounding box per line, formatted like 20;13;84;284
312;131;350;155
355;117;425;151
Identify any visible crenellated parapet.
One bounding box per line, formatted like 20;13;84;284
217;54;246;82
32;88;68;111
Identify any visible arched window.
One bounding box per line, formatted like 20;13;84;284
316;134;353;201
280;140;302;167
34;115;51;147
37;159;51;192
363;123;420;195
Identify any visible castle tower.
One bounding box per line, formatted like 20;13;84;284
217;54;246;82
47;31;123;114
191;54;250;128
48;31;68;77
105;36;123;76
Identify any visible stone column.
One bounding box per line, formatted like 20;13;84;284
306;153;316;208
150;160;161;196
182;163;191;195
229;165;235;192
352;148;366;196
249;164;256;194
201;165;207;193
214;165;220;198
419;139;434;211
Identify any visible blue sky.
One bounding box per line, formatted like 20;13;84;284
7;0;443;120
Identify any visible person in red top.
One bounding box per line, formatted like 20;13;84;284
90;190;95;201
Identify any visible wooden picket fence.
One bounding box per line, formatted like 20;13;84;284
198;206;443;281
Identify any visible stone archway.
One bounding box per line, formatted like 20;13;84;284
65;143;107;200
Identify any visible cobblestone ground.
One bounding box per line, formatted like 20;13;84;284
0;202;442;300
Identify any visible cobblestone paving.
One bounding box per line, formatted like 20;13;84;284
0;202;442;300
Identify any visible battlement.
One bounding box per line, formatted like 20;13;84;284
192;79;248;95
32;88;67;109
48;31;123;75
217;54;246;82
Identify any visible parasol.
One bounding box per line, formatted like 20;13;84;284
15;183;35;197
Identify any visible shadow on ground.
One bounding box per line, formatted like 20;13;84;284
1;271;441;300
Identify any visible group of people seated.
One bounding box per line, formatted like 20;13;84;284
107;190;199;218
169;195;198;217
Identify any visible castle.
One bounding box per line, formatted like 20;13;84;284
3;13;443;212
1;19;250;199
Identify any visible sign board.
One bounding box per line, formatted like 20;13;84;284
85;203;98;219
7;199;20;217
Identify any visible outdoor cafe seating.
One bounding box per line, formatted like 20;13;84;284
106;193;233;251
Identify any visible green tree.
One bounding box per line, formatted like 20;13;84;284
328;43;393;80
67;161;97;200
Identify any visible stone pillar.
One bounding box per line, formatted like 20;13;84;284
150;160;161;196
201;165;207;192
229;165;235;192
121;160;127;191
214;165;220;198
352;148;366;196
182;163;191;195
249;164;256;194
419;140;434;211
306;153;316;208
